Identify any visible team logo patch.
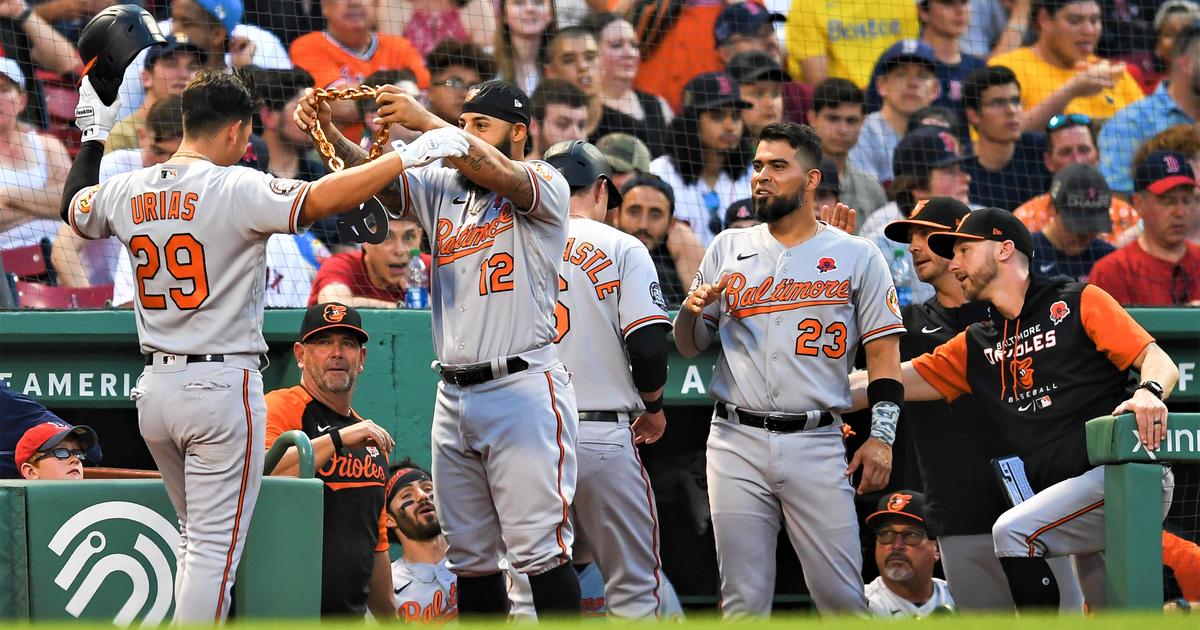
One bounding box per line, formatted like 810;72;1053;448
909;198;928;219
885;286;901;318
530;162;555;182
815;257;837;273
992;227;1003;236
1010;357;1034;390
158;168;177;181
323;304;348;323
649;282;667;311
366;446;379;457
886;493;913;512
76;185;99;214
270;178;304;196
465;86;482;102
1049;300;1070;325
688;272;702;294
1036;395;1053;410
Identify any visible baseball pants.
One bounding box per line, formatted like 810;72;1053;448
432;349;578;578
706;416;868;617
573;414;667;619
135;355;265;624
939;534;1085;612
992;464;1175;608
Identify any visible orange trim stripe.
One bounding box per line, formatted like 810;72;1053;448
288;182;311;233
622;314;672;336
730;299;851;319
400;171;412;218
68;193;87;239
215;370;254;621
326;481;385;491
862;323;907;341
521;163;541;214
701;313;719;325
79;57;97;77
544;372;571;560
1025;499;1104;557
626;425;663;616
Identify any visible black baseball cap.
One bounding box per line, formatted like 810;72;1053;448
1134;150;1199;195
300;303;369;344
726;51;788;84
713;1;785;47
884;196;971;243
725;197;754;226
893;127;969;179
1049;163;1113;234
876;39;938;76
865;490;928;529
462;80;531;126
817;158;840;193
928;207;1035;260
144;34;203;69
681;72;751;114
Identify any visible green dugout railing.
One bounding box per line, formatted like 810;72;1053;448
1086;413;1200;610
0;432;323;624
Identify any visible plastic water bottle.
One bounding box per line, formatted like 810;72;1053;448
404;248;430;309
889;247;914;308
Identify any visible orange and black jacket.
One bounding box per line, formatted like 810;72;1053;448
912;274;1154;492
265;386;389;617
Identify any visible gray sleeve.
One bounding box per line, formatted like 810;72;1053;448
518;160;571;227
854;244;906;344
692;237;726;329
231;168;312;236
395;166;455;233
68;184;112;240
618;242;672;337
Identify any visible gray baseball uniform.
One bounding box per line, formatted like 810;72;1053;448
391;557;458;622
394;161;579;577
68;161;310;623
687;223;904;616
554;217;671;619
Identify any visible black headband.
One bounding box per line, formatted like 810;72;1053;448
385;467;431;505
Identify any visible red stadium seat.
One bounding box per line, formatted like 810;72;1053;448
1;243;48;278
15;281;112;308
39;71;82;157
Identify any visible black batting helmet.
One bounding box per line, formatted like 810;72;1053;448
543;140;623;209
78;4;167;105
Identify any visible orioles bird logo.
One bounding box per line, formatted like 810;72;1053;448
816;257;837;273
323;304;348;323
992;227;1004;236
909;199;929;219
954;215;967;230
887;493;913;512
1049;300;1070;325
1010;357;1034;390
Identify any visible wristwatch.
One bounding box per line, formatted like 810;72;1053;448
1137;380;1165;400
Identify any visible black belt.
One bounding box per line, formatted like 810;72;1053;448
579;411;619;422
144;354;225;366
715;404;835;433
438;357;529;387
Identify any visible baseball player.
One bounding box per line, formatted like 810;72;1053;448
296;80;582;617
385;461;459;623
674;121;905;616
849;208;1177;609
60;69;468;623
542;140;673;619
880;197;1088;612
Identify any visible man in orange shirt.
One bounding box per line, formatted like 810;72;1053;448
630;0;726;113
290;0;430;138
1014;113;1138;245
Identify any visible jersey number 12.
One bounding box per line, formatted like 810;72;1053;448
130;233;210;310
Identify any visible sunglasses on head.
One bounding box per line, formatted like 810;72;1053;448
1046;113;1092;134
32;447;86;464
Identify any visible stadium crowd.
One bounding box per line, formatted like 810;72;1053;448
1;0;1199;622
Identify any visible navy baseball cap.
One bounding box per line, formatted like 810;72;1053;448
726;51;789;84
462;80;531;126
884;196;971;243
725;198;754;226
928;207;1035;260
1134;150;1198;195
865;490;928;528
301;303;369;344
681;72;751;113
893;127;968;179
1049;163;1113;234
877;39;938;75
714;1;785;47
144;34;204;69
817;158;840;193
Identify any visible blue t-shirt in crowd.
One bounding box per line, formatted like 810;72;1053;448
0;379;102;478
963;132;1050;211
1030;231;1116;283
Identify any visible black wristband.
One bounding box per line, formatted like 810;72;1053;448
15;5;32;25
867;377;905;408
329;428;343;452
642;393;664;414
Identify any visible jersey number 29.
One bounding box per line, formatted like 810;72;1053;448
130;234;210;310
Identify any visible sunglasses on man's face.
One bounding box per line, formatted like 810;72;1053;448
1046;113;1091;134
32;448;86;464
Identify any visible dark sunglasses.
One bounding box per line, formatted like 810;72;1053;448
1172;263;1192;304
876;529;928;545
1046;113;1092;134
33;447;86;463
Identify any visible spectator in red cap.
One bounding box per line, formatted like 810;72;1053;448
15;421;99;480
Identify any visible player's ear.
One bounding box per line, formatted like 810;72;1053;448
511;122;528;145
293;341;305;368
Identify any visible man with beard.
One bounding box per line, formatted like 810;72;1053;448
296;79;581;618
613;174;688;306
265;303;397;617
848;208;1178;610
674;121;904;616
864;491;956;617
385;460;458;622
